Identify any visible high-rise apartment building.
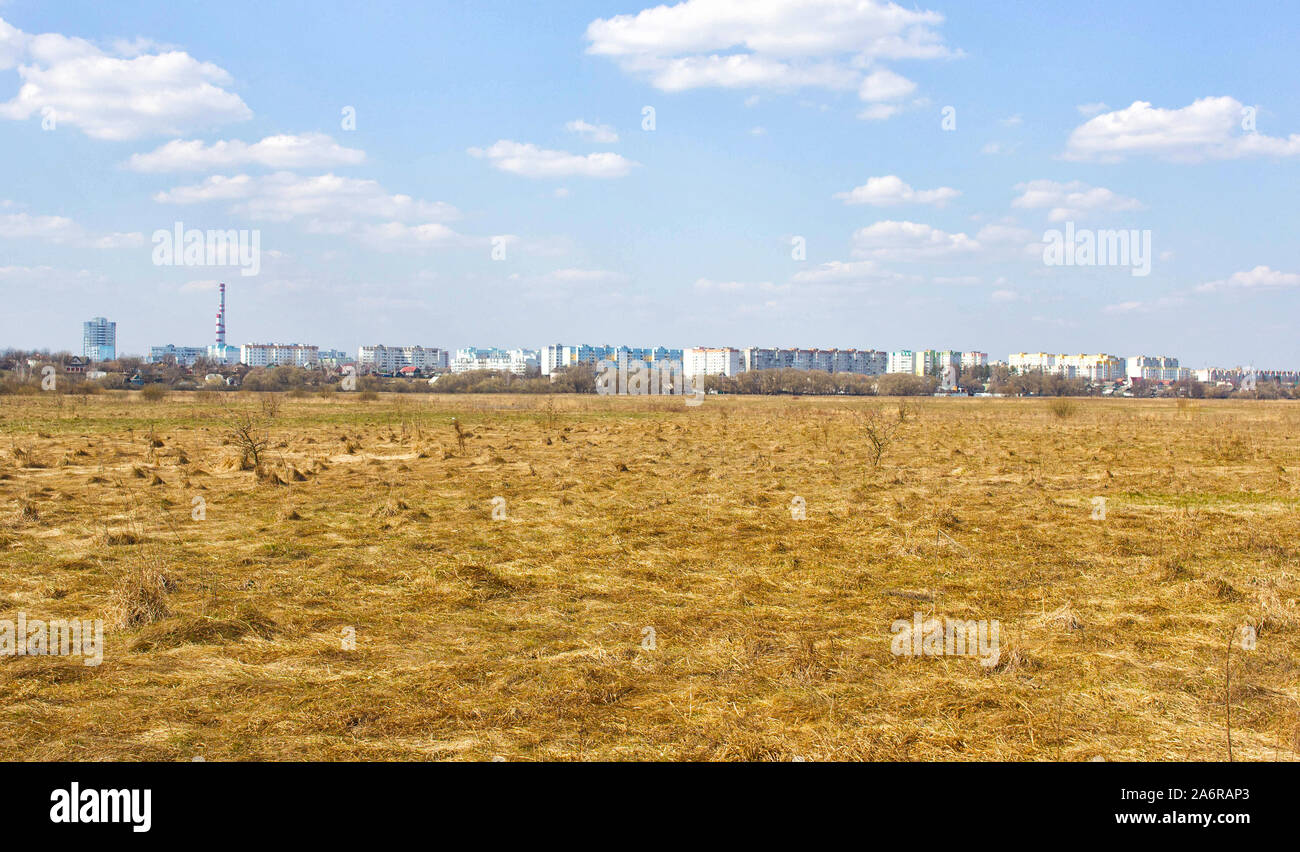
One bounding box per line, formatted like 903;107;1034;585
82;317;116;362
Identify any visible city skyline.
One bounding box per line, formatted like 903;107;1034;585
2;1;1298;367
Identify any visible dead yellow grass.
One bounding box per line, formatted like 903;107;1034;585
1;391;1298;761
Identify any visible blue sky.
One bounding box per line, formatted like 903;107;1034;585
1;0;1298;367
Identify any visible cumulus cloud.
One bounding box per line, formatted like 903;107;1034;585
126;133;365;172
0;16;250;140
1011;179;1143;221
857;68;916;101
154;172;459;224
1064;97;1300;162
790;259;904;284
468;140;637;178
0;207;143;248
564;119;619;143
1195;265;1300;293
584;0;955;118
851;220;981;261
834;175;959;207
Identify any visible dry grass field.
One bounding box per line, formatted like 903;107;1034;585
2;391;1298;761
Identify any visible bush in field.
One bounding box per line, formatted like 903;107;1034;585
140;384;168;401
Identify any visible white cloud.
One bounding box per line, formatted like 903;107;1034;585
1065;97;1300;162
1011;179;1144;221
0;16;250;140
858;68;915;101
1000;114;1023;126
851;220;981;261
1195;265;1300;293
790;259;901;284
358;222;462;251
468;140;637;178
565;119;619;143
834;175;959;207
858;104;901;121
154;172;459;224
126;133;365;172
584;0;955;111
980;141;1017;155
0;208;143;248
1076;102;1108;117
990;289;1019;302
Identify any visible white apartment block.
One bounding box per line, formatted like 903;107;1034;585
148;345;207;366
1010;352;1126;381
887;350;917;375
358;345;449;373
239;343;320;367
961;352;989;369
741;348;887;376
452;347;539;375
684;347;743;378
1125;355;1189;383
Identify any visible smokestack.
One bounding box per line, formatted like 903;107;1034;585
215;282;226;347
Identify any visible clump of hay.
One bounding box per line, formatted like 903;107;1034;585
1039;603;1084;632
13;497;39;524
255;465;288;486
128;604;277;652
1208;577;1243;602
1048;398;1077;420
371;496;410;517
11;446;47;468
101;530;144;546
111;564;173;628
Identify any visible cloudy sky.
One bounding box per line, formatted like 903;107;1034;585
1;0;1297;367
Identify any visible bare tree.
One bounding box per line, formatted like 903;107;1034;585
861;406;905;467
226;411;270;469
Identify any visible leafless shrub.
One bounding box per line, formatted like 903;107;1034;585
225;411;270;470
862;407;906;467
1048;398;1077;420
452;418;467;453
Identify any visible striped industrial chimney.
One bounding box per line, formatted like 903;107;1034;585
215;282;227;347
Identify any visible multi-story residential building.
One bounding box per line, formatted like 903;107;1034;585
542;344;682;375
148;345;207;366
684;347;743;378
83;317;116;362
1010;352;1126;381
887;350;917;375
240;343;320;367
961;352;989;370
453;347;539;375
358;345;449;374
1193;367;1299;385
317;349;351;366
1124;355;1188;383
741;348;887;376
1009;352;1058;374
